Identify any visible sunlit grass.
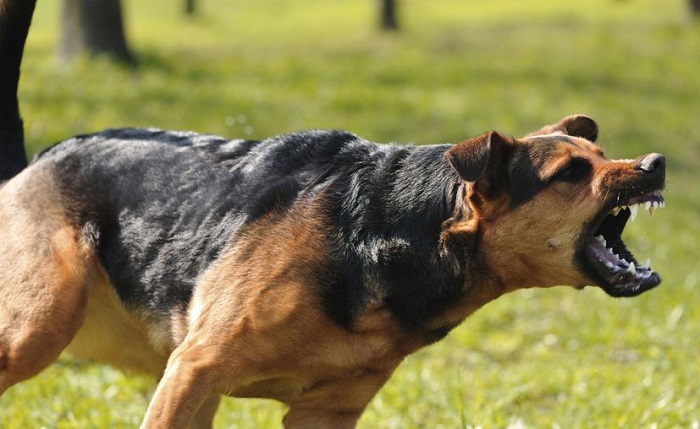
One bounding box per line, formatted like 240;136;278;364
3;0;699;427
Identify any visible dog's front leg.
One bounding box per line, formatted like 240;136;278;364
140;341;222;429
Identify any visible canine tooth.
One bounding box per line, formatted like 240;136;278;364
629;204;639;221
641;258;650;269
605;261;614;268
645;201;651;212
611;207;622;216
649;205;655;217
627;263;636;274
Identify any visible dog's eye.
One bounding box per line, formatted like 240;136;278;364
553;158;591;182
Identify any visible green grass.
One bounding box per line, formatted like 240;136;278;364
3;0;700;427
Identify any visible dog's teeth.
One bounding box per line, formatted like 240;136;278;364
611;206;622;216
641;258;651;269
605;261;615;269
649;205;655;216
629;204;639;221
645;201;652;212
595;235;607;247
627;262;636;274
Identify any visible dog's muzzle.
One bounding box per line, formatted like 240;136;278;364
581;153;666;297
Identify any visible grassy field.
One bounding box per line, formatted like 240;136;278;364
2;0;700;427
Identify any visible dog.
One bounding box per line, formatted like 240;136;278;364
0;115;665;428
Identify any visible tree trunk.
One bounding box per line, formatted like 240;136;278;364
379;0;399;31
690;0;700;17
0;0;37;180
185;0;195;16
58;0;134;64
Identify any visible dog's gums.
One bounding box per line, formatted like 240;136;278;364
584;190;664;297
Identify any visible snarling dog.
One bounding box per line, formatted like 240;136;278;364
0;115;665;428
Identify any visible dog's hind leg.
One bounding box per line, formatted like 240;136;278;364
0;167;96;395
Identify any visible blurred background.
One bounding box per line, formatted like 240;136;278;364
4;0;700;427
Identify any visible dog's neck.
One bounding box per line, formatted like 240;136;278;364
328;143;494;334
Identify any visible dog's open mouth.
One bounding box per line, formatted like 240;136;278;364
583;191;664;297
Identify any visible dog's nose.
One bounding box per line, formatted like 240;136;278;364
636;153;665;174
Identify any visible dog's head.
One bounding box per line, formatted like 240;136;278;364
445;115;665;297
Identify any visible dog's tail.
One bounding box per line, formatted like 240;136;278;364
0;0;38;181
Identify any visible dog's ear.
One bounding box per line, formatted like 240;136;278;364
445;131;511;182
527;115;599;142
